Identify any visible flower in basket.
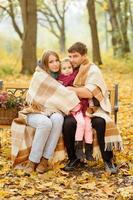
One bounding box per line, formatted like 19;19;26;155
0;91;25;110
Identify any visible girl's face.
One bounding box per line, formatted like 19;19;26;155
48;55;60;72
61;61;73;76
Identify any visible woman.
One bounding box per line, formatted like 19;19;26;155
25;51;64;173
11;50;79;174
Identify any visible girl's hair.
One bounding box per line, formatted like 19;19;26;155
61;57;71;64
40;50;60;73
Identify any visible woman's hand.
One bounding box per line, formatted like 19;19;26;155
67;86;76;91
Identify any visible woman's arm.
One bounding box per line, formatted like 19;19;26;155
67;86;93;99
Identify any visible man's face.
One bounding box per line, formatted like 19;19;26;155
68;52;86;68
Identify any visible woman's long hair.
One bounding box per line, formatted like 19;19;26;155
40;50;60;74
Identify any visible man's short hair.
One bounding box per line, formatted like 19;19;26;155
68;42;87;55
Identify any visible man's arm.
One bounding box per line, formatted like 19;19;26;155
67;86;93;99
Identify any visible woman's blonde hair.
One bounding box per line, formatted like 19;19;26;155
40;50;60;73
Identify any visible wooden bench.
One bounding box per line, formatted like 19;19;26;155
0;83;119;128
0;83;119;148
108;84;119;124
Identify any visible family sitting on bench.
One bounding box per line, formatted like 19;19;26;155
11;42;123;175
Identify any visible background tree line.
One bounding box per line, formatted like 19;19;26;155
0;0;133;74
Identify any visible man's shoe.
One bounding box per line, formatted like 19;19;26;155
86;154;95;161
104;161;118;174
63;158;81;171
36;157;48;173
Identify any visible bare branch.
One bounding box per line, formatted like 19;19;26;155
40;1;62;31
52;0;63;20
0;0;23;39
39;17;60;39
0;4;10;15
62;0;66;19
44;12;60;38
95;0;103;6
38;0;67;52
8;0;23;39
38;16;55;24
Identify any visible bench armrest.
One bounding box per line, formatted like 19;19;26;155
114;84;119;124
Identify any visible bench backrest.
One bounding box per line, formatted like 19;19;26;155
1;83;119;124
4;83;29;100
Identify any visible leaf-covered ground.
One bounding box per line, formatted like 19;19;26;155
0;59;133;200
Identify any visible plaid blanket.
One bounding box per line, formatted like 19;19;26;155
11;67;80;166
74;62;123;159
26;67;80;116
11;118;66;167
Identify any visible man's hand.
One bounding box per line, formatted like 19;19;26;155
67;86;93;99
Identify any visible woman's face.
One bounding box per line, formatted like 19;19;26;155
48;55;60;72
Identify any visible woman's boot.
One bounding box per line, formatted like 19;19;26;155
36;157;48;173
25;161;37;173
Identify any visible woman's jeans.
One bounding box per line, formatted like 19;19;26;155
27;113;64;163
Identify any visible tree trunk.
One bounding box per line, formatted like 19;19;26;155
104;12;108;51
19;0;37;74
59;27;66;53
108;0;123;57
117;0;130;54
129;0;133;44
87;0;102;65
129;0;133;29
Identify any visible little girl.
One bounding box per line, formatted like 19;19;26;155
58;58;94;160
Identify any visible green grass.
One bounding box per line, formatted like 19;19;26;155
102;52;133;74
0;65;16;76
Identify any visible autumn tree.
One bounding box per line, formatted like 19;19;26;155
0;0;37;74
19;0;37;74
38;0;68;53
96;0;132;56
116;0;130;53
107;0;132;56
106;0;124;56
87;0;102;64
129;0;133;33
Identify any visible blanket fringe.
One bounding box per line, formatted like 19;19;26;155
105;142;123;151
50;150;66;164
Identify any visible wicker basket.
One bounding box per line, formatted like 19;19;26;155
0;107;18;125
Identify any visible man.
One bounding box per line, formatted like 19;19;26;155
62;42;123;174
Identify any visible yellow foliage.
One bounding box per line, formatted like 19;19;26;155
102;2;108;11
0;54;133;199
